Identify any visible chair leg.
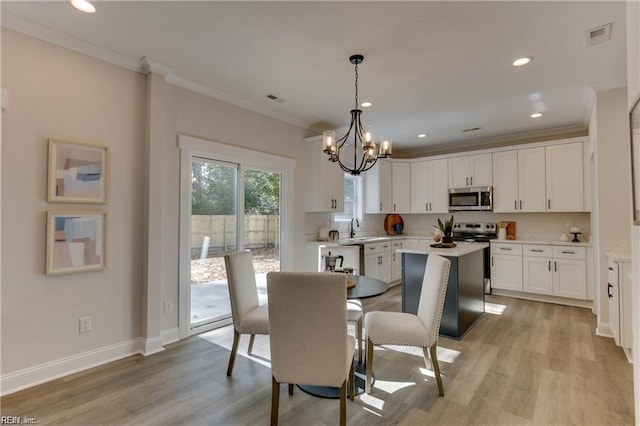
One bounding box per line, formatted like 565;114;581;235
356;318;363;362
271;376;280;426
429;345;445;396
339;380;347;426
248;334;256;355
227;330;241;376
366;338;374;393
288;383;294;395
349;358;355;401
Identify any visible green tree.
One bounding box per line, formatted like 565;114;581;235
244;170;280;215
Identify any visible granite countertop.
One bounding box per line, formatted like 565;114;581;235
397;242;489;257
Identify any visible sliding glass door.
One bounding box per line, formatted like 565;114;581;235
188;158;281;330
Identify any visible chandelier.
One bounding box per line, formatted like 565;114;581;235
322;54;392;175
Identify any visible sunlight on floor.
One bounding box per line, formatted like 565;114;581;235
373;379;416;394
377;345;460;364
359;393;386;411
198;329;272;369
485;301;507;315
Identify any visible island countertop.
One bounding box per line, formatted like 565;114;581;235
397;242;488;257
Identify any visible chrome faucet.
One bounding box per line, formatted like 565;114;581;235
350;217;360;238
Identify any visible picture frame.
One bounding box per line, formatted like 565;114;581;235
46;211;107;275
47;137;109;203
630;95;640;225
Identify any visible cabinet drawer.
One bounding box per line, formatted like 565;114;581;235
524;245;552;257
364;242;392;255
552;246;585;260
491;243;522;255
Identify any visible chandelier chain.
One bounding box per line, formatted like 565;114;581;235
354;61;359;110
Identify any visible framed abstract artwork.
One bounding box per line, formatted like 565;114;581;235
47;137;109;203
46;211;107;275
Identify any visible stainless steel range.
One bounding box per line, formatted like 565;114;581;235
452;222;497;242
452;222;496;294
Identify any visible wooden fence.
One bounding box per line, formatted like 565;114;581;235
191;215;280;258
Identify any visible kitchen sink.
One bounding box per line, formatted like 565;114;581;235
338;236;391;245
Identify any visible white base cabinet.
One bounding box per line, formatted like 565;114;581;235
608;257;632;349
490;243;523;291
492;241;588;300
390;240;405;282
363;241;392;283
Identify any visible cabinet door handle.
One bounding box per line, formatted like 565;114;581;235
554;261;557;272
519;200;522;209
561;251;576;254
491;256;494;266
394;203;396;212
608;267;614;271
379;202;382;211
429;202;432;211
500;247;512;251
515;200;517;210
548;260;551;271
531;249;544;252
470;176;473;185
608;283;613;299
466;177;469;186
548;199;551;209
426;202;428;211
393;253;396;261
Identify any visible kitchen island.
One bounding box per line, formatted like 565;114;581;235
398;242;488;339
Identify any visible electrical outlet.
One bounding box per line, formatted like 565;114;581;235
79;316;92;333
164;301;174;313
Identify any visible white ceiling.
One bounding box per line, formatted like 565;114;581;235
1;1;628;155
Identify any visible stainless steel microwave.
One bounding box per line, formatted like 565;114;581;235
448;186;493;211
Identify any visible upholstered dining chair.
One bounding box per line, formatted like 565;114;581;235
267;272;356;426
223;250;269;377
364;254;451;396
347;299;363;362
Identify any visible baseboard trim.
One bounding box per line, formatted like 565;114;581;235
596;322;614;338
0;338;145;396
491;289;593;309
142;336;165;356
162;327;180;345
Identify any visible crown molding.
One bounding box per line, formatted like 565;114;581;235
165;74;310;130
3;12;310;131
2;12;143;73
394;124;588;158
139;57;174;76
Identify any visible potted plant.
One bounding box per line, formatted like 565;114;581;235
434;215;455;244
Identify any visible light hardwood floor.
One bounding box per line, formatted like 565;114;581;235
1;287;634;425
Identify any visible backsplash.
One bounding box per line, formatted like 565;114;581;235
304;211;591;242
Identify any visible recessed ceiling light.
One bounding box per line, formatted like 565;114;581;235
418;133;427;138
512;56;533;67
70;0;96;13
361;101;373;108
530;112;543;118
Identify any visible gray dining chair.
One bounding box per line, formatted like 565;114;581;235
223;250;269;376
267;271;355;426
364;254;451;396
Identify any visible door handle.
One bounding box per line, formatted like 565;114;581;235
429;202;432;211
608;283;613;299
394;203;396;212
560;251;575;254
491;256;494;266
500;247;512;251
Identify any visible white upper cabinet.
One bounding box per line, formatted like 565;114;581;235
365;159;392;214
391;162;411;214
546;142;584;212
448;153;492;188
492;147;546;212
305;139;344;212
411;158;449;213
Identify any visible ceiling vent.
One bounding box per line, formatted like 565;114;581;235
462;127;481;133
586;23;612;46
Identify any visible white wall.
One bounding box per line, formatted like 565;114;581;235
0;29;309;393
1;30;146;375
626;1;640;421
592;87;633;335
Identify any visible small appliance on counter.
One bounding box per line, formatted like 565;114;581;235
328;229;340;241
322;252;344;271
497;221;516;240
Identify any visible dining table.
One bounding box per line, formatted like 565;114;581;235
298;275;389;399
